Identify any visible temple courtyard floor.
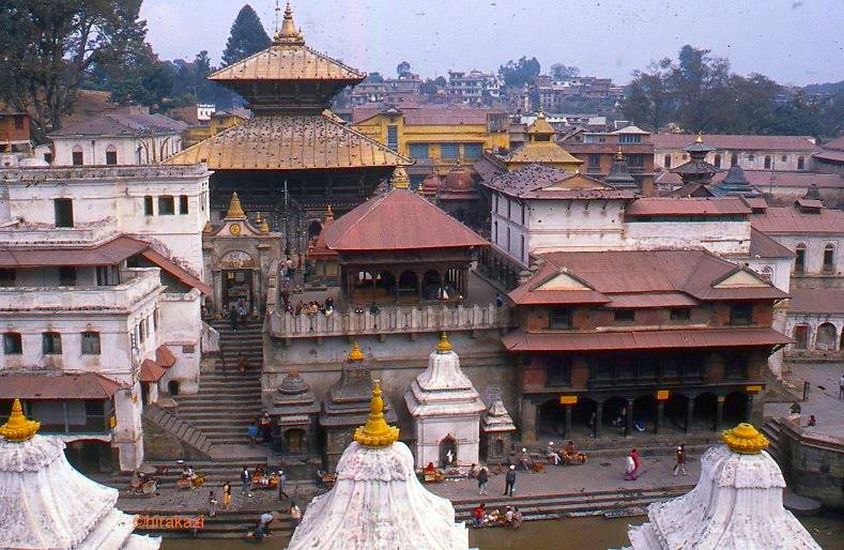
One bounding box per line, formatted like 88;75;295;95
766;362;844;439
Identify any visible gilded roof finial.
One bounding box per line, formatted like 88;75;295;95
391;166;410;190
353;381;400;447
436;332;453;353
695;131;704;144
722;422;769;454
615;145;625;160
202;220;214;234
325;204;334;222
347;341;364;362
259;217;270;234
274;2;305;45
226;192;246;219
0;399;40;442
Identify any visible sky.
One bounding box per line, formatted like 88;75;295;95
141;0;844;86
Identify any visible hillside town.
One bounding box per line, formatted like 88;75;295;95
0;1;842;549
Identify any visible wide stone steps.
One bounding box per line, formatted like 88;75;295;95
761;419;783;464
144;405;214;458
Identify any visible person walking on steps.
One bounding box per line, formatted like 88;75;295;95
277;470;289;502
477;466;489;496
504;465;516;496
228;305;239;331
673;444;688;476
208;490;217;517
222;481;232;511
839;373;844;399
240;465;252;498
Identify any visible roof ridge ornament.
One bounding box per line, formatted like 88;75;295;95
722;422;769;454
436;332;453;353
347;341;364;361
273;2;305;45
353;381;400;447
391;166;410;190
225;192;247;219
0;398;40;442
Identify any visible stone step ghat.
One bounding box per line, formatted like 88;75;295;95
126;510;294;540
144;405;214;458
760;419;783;464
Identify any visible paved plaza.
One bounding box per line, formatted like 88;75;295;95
766;363;844;439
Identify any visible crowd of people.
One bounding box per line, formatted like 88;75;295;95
472;503;523;529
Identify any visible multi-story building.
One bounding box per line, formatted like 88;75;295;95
0;112;32;158
49;106;187;166
447;70;502;105
536;76;623;115
653;134;819;173
352;105;509;185
813;136;844;176
0;164;213;472
562;125;656;194
503;249;789;443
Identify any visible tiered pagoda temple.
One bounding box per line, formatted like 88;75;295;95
504;111;583;172
670;134;721;185
165;3;410;237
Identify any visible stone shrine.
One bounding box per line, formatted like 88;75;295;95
405;333;486;469
626;423;821;549
319;343;397;469
269;371;320;459
480;391;517;464
0;399;161;550
288;383;468;550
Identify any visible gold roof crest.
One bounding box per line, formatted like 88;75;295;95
436;332;453;353
0;399;40;442
274;2;305;46
225;192;247;219
722;422;769;454
353;382;399;447
347;341;364;362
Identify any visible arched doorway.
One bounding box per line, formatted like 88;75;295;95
570;397;598;437
439;435;457;467
284;428;307;455
603;396;628;435
539;398;567;437
218;250;257;312
632;395;657;433
724;391;748;425
664;393;690;432
693;393;717;431
167;380;180;396
422;270;442;300
816;323;838;350
398;270;418;300
376;271;396;301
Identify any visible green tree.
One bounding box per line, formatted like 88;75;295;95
365;72;384;83
396;61;412;78
498;56;541;87
0;0;146;141
87;39;176;107
222;4;270;67
670;45;731;132
550;63;580;80
621;59;675;131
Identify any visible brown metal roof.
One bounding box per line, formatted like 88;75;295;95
812;149;844;163
482;164;636;200
49;112;187;138
506;141;584;166
625;197;751;216
0;372;124;399
323;189;488;252
163;113;410;170
749;228;794;259
141;249;212;295
0;236;148;268
657;169;844;190
208;43;364;83
139;359;167;382
789;288;844;314
750;205;844;235
502;327;792;352
652;134;818;152
602;292;700;309
155;345;177;368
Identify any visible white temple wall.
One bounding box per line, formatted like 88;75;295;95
52;134;183;166
414;416;480;469
157;290;204;395
624;220;751;255
113;380;145;471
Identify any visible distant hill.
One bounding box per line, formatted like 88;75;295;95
803;80;844;95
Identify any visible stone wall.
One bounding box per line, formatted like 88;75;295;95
775;418;844;510
141;414;209;461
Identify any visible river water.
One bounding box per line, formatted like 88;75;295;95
161;512;844;549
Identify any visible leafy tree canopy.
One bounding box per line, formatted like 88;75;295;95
550;63;580;80
498;56;541;87
222;4;270;67
396;61;412;78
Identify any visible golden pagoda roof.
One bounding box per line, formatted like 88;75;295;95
164;113;412;170
526;112;556;136
722;422;769;454
0;398;40;442
208;3;364;83
353;381;400;447
507;141;584;166
225;192;247;219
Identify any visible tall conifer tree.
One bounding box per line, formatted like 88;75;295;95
222;5;271;67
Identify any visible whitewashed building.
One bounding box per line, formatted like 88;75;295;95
653;134;818;173
49;107;187;166
0;164;212;472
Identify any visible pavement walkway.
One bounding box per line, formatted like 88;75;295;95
765;363;844;440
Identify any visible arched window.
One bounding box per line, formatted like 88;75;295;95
730;153;738;167
764;156;771;169
823;244;835;273
105;144;117;165
713;154;721;168
72;145;84;166
816;323;838;351
748;154;755;162
797;156;805;170
781;155;787;162
793;325;809;350
663;154;672;168
760;266;773;282
794;244;806;274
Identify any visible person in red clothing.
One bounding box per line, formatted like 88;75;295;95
673;444;688;476
473;503;487;527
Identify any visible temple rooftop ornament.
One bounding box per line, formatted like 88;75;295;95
671;133;721;185
225;191;247;219
625;421;821;550
0;399;161;549
604;146;638;190
353;382;400;447
391;165;410;190
274;2;305;45
347;341;364;361
436;331;453;353
289;386;469;549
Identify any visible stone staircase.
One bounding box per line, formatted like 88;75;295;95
172;320;266;448
761;418;784;464
144;405;214;458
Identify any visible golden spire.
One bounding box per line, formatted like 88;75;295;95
274;2;305;45
722;422;769;454
0;399;40;442
436;332;453;353
202;220;214;234
347;341;364;362
695;132;704;144
226;192;246;219
615;145;625;160
325;204;334;223
391;166;410;190
353;381;399;447
259;217;270;234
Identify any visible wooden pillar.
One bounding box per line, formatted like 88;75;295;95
685;396;695;433
564;405;573;438
417;271;423;301
371;269;376;303
393;270;399;303
745;394;753;423
594;401;603;439
715;395;725;431
656;401;665;434
626;398;634;437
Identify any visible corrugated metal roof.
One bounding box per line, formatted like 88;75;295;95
657;169;844;189
625;197;751;216
789;288;844;314
749;228;794;259
506;141;584;166
502;327;793;352
323;189;488;251
139;359;167;382
652;134;818;152
481;164;636;200
155;345;177;368
141;249;212;295
0;372;124;399
750;205;844;235
0;235;148;268
49;112;187;137
163;113;410;170
208;43;364;82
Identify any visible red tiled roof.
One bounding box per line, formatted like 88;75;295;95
789;288;844;314
141;249;212;295
508;288;610;306
813;149;844;163
0;372;124;399
657;169;844;189
139;359;167;382
750;205;844;235
625;197;751;216
323;189;488;251
749;228;794;259
0;236;148;268
502;327;792;352
652;134;818;152
155;345;177;368
603;292;699;309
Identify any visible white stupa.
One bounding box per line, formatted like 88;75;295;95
405;333;486;469
288;383;469;550
626;423;821;550
0;399;161;550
